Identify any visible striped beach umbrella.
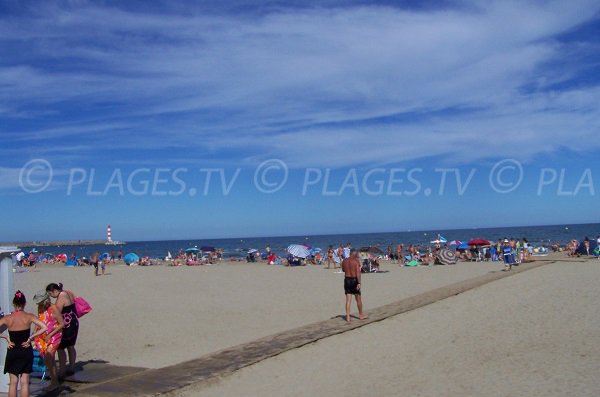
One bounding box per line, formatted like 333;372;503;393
287;244;311;258
437;249;457;265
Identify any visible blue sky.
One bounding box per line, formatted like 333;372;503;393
1;0;600;242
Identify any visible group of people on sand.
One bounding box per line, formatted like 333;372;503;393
1;283;80;396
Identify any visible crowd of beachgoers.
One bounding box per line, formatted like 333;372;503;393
13;235;600;272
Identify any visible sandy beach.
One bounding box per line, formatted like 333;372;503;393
169;258;600;397
15;258;510;369
11;254;600;396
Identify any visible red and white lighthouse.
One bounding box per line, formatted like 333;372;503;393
107;224;112;243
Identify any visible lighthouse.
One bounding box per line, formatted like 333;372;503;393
104;224;124;246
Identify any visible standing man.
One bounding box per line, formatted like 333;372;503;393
396;244;404;265
91;252;99;276
341;249;367;322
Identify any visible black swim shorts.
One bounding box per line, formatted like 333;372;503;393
344;277;361;295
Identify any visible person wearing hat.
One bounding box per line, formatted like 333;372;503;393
33;291;64;392
502;239;514;271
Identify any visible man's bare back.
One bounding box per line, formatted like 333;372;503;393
341;256;360;278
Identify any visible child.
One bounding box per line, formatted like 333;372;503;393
33;292;64;392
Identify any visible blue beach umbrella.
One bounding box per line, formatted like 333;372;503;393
310;247;322;255
99;252;110;260
456;243;470;250
185;247;200;253
123;253;139;265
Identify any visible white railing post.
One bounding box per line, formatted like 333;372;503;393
0;248;17;392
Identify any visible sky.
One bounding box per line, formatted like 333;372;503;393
1;0;600;242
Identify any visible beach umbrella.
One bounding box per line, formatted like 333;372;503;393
55;253;67;262
185;247;200;253
99;252;110;260
456;242;470;250
430;234;448;244
448;240;462;246
247;248;258;254
201;246;216;252
467;239;491;246
287;244;311;258
437;249;457;265
123;253;139;265
309;247;322;255
359;246;384;255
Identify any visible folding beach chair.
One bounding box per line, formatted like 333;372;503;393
361;258;379;273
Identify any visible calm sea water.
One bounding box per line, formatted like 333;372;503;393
26;223;600;259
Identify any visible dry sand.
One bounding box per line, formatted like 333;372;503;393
15;258;509;369
14;254;599;397
168;259;600;397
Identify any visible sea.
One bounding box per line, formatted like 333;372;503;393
22;223;600;259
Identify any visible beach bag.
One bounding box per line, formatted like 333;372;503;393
74;296;92;318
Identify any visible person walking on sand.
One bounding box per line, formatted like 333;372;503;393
396;244;404;265
0;291;47;397
91;252;99;276
45;283;79;379
341;249;367;322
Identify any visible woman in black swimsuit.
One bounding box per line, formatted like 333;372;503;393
0;291;47;397
46;283;80;378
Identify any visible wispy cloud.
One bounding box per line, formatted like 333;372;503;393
2;0;600;168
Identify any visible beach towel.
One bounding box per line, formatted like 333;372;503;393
405;260;420;267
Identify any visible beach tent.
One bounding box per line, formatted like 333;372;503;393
123;253;140;265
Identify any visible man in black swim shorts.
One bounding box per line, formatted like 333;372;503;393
341;249;367;322
91;252;99;276
344;277;360;295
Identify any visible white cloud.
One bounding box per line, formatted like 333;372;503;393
1;0;600;168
